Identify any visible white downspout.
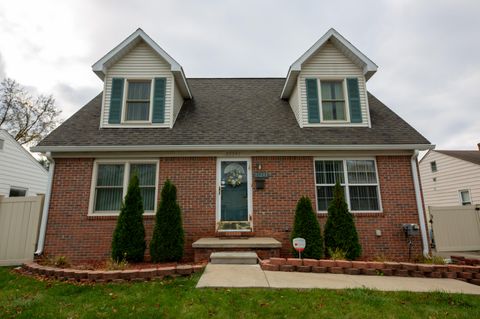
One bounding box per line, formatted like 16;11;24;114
411;150;429;257
35;152;55;256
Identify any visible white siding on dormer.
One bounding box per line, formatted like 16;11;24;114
298;41;369;127
101;41;174;127
172;79;184;127
288;80;302;125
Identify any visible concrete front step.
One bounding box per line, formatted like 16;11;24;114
210;252;258;265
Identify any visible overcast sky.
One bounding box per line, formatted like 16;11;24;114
0;0;478;150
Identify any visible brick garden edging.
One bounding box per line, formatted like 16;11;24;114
260;258;480;286
21;262;205;283
451;255;480;266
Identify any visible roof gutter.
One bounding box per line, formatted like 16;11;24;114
31;144;434;153
35;152;54;256
411;150;430;257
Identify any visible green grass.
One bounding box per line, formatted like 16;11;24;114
1;267;479;318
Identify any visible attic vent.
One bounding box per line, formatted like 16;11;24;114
0;139;4;150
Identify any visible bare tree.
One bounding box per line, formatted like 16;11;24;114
0;78;61;145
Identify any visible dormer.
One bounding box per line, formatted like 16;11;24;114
281;28;377;128
93;29;192;128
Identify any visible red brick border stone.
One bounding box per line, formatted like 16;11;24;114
21;263;204;283
259;258;480;286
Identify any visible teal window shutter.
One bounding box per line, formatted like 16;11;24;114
305;78;320;123
108;78;124;124
347;78;362;123
152;78;166;123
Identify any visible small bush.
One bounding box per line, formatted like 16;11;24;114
106;253;129;270
54;256;70;268
373;254;390;262
111;174;146;262
415;255;446;265
324;182;362;260
150;180;185;262
290;196;323;259
328;248;347;260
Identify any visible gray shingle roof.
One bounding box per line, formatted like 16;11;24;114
436;150;480;166
36;78;430;149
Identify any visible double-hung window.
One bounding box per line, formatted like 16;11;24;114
315;159;381;212
459;190;471;206
91;160;158;215
125;80;151;122
320;81;347;121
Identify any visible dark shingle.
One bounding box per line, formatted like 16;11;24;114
436;150;480;166
37;78;430;147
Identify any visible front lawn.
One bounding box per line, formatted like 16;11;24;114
0;267;479;318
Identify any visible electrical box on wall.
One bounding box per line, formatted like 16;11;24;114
402;223;419;236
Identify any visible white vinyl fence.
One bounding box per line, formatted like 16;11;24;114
429;205;480;252
0;195;43;266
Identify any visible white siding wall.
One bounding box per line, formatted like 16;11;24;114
0;131;48;197
298;41;369;127
101;41;174;127
172;78;184;127
419;151;480;210
288;80;301;125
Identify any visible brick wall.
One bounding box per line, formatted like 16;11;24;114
44;155;424;263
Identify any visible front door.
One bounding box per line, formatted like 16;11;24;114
217;159;252;230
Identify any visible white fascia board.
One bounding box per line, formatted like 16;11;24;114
92;28;192;99
281;28;378;99
31;144;435;153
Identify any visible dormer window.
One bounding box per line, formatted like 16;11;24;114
306;77;361;124
125;80;152;122
321;80;347;121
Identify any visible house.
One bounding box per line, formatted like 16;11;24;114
31;28;433;263
419;146;480;209
0;129;48;197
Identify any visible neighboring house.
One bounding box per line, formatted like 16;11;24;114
0;129;48;197
32;28;432;263
419;146;480;209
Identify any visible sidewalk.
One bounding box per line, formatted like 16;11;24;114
196;264;480;295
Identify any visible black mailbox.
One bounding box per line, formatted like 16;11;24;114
254;172;269;190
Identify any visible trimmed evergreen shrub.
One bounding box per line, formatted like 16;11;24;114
290;196;323;259
111;174;146;262
150;179;185;262
324;182;362;260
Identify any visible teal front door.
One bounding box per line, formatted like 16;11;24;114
219;160;249;222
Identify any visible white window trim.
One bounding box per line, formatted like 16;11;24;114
317;78;351;123
313;157;383;214
458;189;472;206
430;161;437;173
9;186;28;197
121;78;155;124
88;159;159;216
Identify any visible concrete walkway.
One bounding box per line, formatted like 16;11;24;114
196;264;480;295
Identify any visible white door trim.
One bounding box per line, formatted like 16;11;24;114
216;157;253;231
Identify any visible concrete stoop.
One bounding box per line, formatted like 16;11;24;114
210;252;258;265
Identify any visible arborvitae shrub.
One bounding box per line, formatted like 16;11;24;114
111;174;146;262
324;182;362;260
150;179;185;262
290;196;323;259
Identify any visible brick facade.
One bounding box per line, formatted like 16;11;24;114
44;155;424;263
